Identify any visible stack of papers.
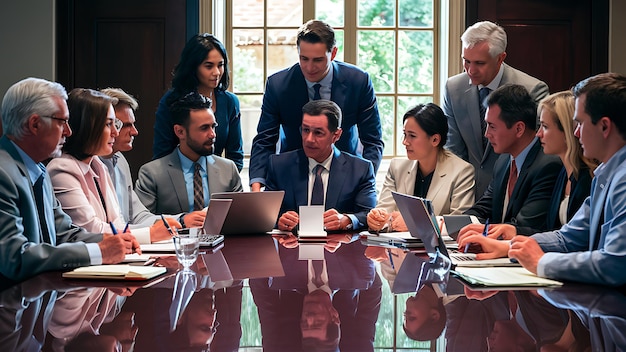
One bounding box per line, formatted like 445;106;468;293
62;265;166;281
452;267;563;288
360;231;455;249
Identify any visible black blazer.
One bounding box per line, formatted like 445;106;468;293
545;166;593;230
465;139;562;234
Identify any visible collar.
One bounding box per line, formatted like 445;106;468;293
177;147;207;172
10;140;45;184
308;149;334;174
477;64;505;90
305;64;334;89
511;137;538;174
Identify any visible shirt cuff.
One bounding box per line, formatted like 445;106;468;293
86;243;102;265
347;214;358;229
249;177;266;187
131;227;152;244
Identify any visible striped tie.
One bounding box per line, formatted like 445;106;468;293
193;162;204;210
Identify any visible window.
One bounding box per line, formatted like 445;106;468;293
217;0;442;158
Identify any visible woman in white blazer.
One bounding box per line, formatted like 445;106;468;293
367;103;475;232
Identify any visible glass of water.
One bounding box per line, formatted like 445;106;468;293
173;228;200;270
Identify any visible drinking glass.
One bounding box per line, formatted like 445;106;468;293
172;228;200;270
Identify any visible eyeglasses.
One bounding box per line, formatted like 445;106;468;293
40;115;69;126
114;118;124;131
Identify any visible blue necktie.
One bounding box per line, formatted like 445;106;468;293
34;174;51;244
479;87;491;147
311;165;324;205
313;83;322;100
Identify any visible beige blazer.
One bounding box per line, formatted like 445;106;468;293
376;150;475;215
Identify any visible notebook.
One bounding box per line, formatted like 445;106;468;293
211;191;284;235
62;265;166;280
391;192;518;267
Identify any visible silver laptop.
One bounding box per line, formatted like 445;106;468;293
211;191;285;235
391;191;519;267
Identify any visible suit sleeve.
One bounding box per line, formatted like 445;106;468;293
153;91;179;160
352;161;378;228
376;160;400;212
355;74;383;173
135;164;159;213
223;94;244;172
443;80;469;161
249;78;281;186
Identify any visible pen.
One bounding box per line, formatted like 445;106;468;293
387;248;395;270
109;221;118;235
464;218;489;253
161;214;175;235
123;222;130;233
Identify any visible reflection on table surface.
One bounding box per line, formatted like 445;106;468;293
1;233;624;351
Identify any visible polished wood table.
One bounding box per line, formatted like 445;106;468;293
1;233;622;351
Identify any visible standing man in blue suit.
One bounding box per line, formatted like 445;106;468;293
266;100;377;232
443;21;549;200
249;19;383;192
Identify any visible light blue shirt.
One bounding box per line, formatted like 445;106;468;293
10;141;101;264
306;68;334;101
177;148;209;212
511;137;538;177
533;144;626;286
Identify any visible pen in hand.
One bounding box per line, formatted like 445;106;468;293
109;221;118;235
161;214;175;236
123;222;130;233
464;218;489;253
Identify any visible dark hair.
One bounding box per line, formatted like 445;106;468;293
402;103;448;149
302;99;342;131
485;84;537;130
403;298;446;341
297;20;336;52
171;33;230;93
169;92;212;128
301;323;340;352
572;72;626;140
64;88;117;160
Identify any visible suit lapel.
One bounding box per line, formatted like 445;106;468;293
505;140;540;216
166;152;189;212
41;176;56;245
589;176;608;250
294;151;309;207
326;148;345;209
401;161;418;196
461;84;485;163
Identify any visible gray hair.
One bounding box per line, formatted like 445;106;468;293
1;77;68;139
461;21;507;58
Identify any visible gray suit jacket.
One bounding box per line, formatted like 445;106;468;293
0;136;101;283
443;63;549;200
376;150;475;216
100;153;159;227
135;150;243;215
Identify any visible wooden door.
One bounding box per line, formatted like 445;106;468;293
466;0;609;92
56;0;199;179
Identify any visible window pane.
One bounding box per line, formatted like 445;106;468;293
334;29;344;63
233;0;264;27
268;29;299;77
233;29;265;92
399;0;434;27
238;95;263;155
358;0;395;27
316;0;344;27
398;30;433;94
358;30;395;93
377;96;395;156
267;0;302;27
396;96;433;154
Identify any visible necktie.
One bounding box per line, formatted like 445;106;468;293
508;159;518;198
33;174;51;244
311;164;324;205
193;162;204;211
313;83;322;100
479;87;491;147
312;260;325;288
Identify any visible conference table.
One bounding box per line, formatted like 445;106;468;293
1;233;624;351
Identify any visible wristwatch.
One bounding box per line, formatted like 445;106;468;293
178;214;186;228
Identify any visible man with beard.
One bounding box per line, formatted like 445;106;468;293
136;92;242;216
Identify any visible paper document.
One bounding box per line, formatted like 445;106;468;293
452;267;563;287
62;265;166;280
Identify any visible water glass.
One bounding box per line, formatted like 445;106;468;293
172;228;200;269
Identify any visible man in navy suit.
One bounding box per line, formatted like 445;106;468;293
249;19;383;192
265;100;377;232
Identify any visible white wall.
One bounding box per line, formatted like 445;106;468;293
0;0;55;99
